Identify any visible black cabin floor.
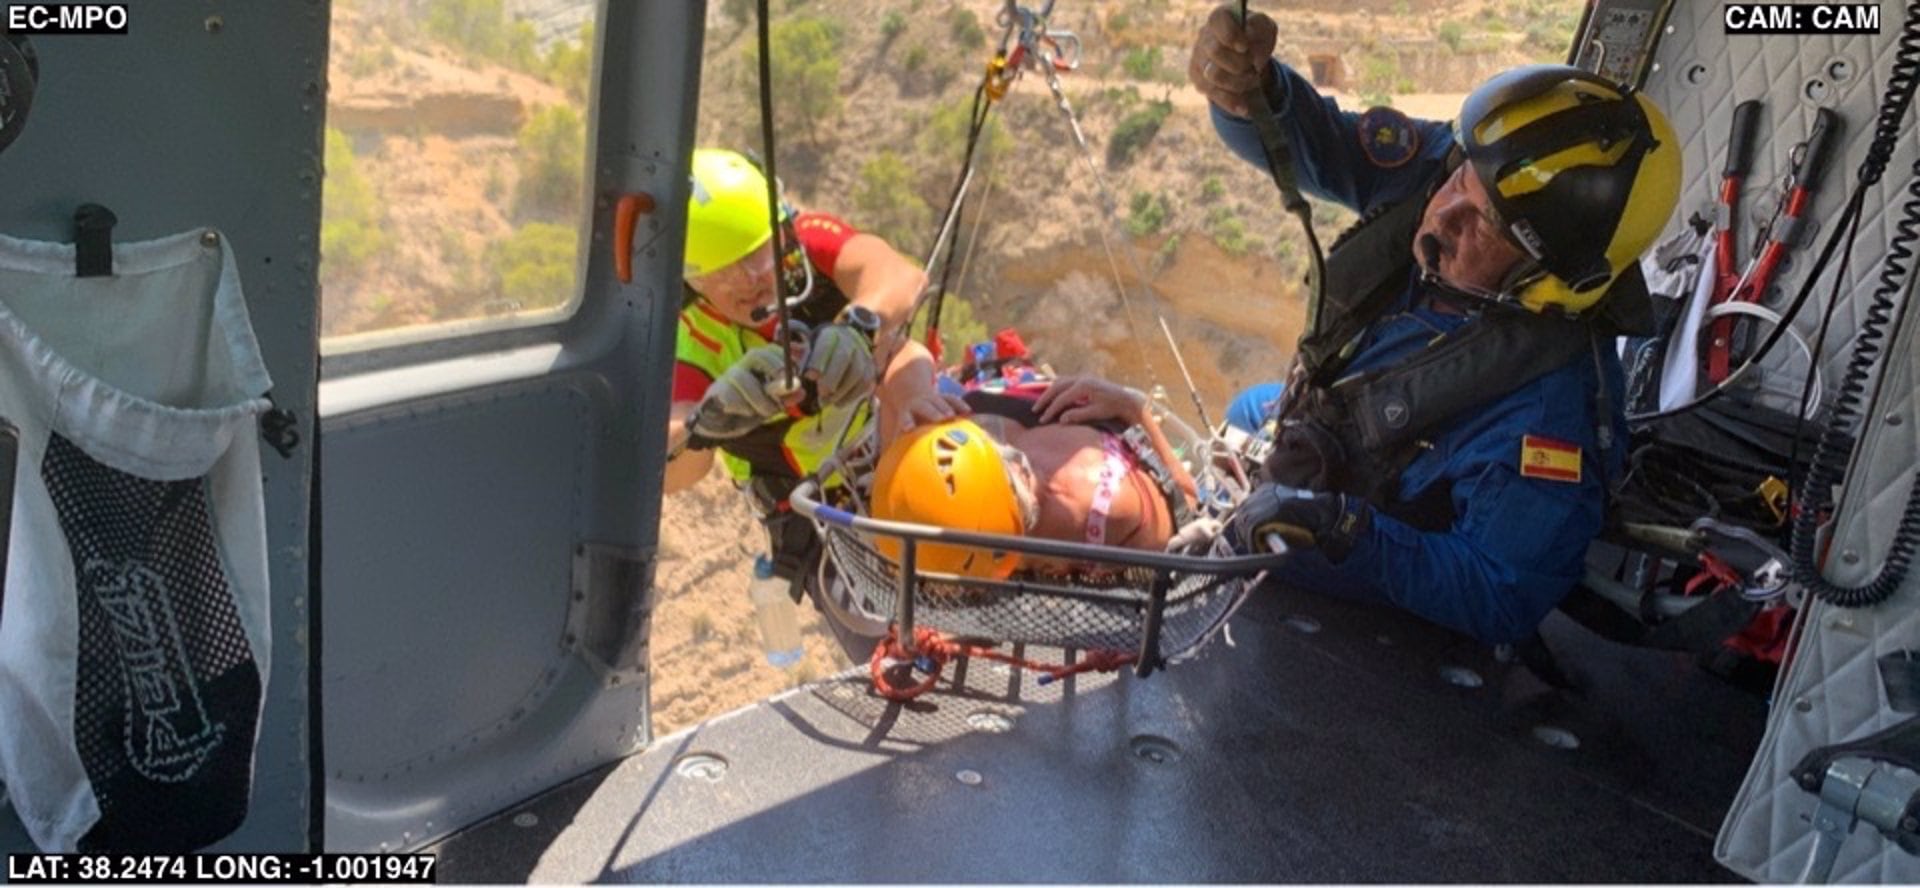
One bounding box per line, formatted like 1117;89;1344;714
431;587;1770;883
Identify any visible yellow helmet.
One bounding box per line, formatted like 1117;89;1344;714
685;147;778;278
870;419;1033;579
1456;65;1682;315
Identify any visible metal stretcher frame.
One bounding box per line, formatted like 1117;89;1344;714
789;479;1288;677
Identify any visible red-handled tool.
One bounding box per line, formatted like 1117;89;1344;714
1703;101;1762;383
1706;106;1844;382
1712;102;1764;312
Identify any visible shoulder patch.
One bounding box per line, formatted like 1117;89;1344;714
1357;106;1420;169
1519;434;1582;484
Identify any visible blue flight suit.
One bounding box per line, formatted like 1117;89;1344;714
1213;62;1627;645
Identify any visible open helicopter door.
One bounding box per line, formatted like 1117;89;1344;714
1613;0;1920;880
312;2;700;852
0;6;322;853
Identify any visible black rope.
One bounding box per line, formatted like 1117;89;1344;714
1235;0;1325;336
754;0;795;387
921;75;998;356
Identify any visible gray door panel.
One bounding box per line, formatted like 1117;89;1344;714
315;0;704;852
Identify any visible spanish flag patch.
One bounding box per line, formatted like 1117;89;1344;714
1519;435;1582;483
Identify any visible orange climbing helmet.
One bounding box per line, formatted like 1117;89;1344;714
869;419;1037;579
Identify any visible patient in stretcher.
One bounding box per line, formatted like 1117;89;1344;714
865;335;1197;578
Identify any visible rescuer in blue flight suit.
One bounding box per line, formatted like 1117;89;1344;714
1188;6;1683;644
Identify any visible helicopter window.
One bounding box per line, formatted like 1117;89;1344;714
317;0;598;356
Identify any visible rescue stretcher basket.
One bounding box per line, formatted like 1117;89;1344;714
789;479;1287;677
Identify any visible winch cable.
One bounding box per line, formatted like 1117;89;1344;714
1031;46;1178;411
754;0;798;390
1161;316;1218;435
917;68;998;363
1788;0;1920;608
911;2;1203;426
1235;0;1326;337
952;146;1001;313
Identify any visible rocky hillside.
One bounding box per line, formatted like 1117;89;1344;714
690;0;1569;414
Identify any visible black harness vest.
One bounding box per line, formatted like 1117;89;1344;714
1268;163;1650;531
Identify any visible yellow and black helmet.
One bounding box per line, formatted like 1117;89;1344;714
1456;64;1681;315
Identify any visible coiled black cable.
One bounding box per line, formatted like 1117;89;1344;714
1792;0;1920;608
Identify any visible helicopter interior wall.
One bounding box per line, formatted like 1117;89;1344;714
1640;0;1907;417
1631;0;1920;880
0;3;326;854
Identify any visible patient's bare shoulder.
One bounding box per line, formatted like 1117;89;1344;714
1108;471;1173;550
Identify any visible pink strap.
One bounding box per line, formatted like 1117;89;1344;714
1084;434;1131;544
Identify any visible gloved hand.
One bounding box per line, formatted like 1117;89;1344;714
1222;483;1369;563
802;321;876;408
691;344;794;440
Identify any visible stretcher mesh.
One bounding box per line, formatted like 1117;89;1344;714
820;520;1257;660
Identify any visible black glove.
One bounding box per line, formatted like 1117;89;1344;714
802;321;876;408
1263;418;1346;490
1223;483;1370;563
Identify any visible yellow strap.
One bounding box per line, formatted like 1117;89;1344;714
1758;476;1790;525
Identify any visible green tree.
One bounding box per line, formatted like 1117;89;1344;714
544;22;595;102
1206;205;1254;256
321;128;385;273
747;18;843;145
1121;46;1162;81
1107;99;1172;169
1438;21;1465;53
488;223;578;311
911;292;992;364
881;10;908;41
1127;190;1169;237
514;105;586;221
921;97;1011;169
853;151;932;255
948;7;985;49
424;0;539;73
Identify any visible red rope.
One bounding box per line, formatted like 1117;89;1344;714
867;625;1136;702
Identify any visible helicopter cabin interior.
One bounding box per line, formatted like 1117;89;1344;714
1;0;1920;882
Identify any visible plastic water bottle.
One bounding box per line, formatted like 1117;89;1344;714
748;555;804;669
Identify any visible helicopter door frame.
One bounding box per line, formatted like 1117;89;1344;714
311;0;702;853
